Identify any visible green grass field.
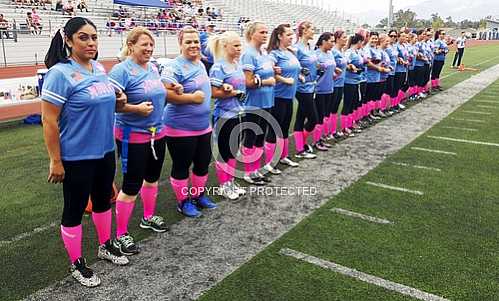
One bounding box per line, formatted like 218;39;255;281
1;44;499;301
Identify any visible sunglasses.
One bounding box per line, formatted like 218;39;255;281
389;35;397;37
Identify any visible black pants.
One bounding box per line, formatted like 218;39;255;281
294;92;318;132
343;83;359;115
331;87;343;114
166;132;212;180
386;75;397;98
452;48;464;67
359;81;367;104
116;137;167;196
414;65;427;88
315;93;330;125
61;151;116;227
408;69;417;87
267;97;293;142
424;64;431;84
431;60;445;80
213;116;242;162
366;82;379;102
243;108;271;148
394;72;406;94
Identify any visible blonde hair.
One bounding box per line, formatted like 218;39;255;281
244;21;265;42
296;21;312;39
207;31;240;62
178;26;199;45
120;27;155;61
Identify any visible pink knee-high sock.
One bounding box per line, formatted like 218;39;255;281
330;113;337;134
115;199;135;237
190;173;208;198
281;138;289;159
376;99;382;110
92;209;111;245
437;78;441;86
294;131;305;152
340;115;347;130
140;185;158;220
398;91;405;104
313;124;321;143
215;161;228;185
303;129;310;142
323;117;330;135
170;177;189;203
227;158;237;181
60;224;82;263
253;147;263;172
242;146;255;175
264;142;276;165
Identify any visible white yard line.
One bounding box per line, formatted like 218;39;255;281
461;110;492;115
331;208;393;225
280;248;450;301
0;222;58;247
428;135;499;147
441;55;499;80
410;147;457;156
391;162;442;172
476;105;498;109
440;126;478;132
365;181;424;196
474;100;499;104
449;117;486;123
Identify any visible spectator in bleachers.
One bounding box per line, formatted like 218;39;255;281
0;14;9;39
63;0;76;16
106;16;115;36
54;0;63;11
26;11;41;35
77;0;89;12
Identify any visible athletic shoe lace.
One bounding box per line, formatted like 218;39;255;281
119;235;135;249
148;215;164;226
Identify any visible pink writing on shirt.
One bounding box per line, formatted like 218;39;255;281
143;79;164;94
88;82;114;99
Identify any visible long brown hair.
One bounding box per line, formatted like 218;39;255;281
268;23;291;51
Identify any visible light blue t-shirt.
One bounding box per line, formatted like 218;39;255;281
295;41;318;94
210;59;246;119
395;43;409;73
380;49;391;81
407;44;417;71
109;58;167;133
269;48;300;99
344;48;364;85
332;48;347;87
358;47;368;82
364;45;382;83
315;49;336;94
161;55;211;131
241;46;275;109
433;39;449;62
414;41;427;67
41;59;116;161
385;45;398;76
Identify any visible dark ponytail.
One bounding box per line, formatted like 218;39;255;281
45;17;98;68
268;23;291;51
346;33;364;49
315;32;333;49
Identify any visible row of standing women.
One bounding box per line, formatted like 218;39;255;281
41;17;448;287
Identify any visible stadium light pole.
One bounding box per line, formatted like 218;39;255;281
388;0;394;29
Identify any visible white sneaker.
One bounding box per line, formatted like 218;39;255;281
280;157;299;167
98;240;130;266
398;103;406;110
70;258;101;288
221;182;239;200
264;164;282;175
295;151;317;159
230;180;247;195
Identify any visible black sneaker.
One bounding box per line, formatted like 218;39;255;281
140;216;169;233
243;173;267;185
114;233;140;255
98;239;129;265
70;257;101;287
256;171;272;183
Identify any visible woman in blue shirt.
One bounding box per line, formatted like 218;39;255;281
431;30;449;91
342;33;365;137
331;30;347;139
161;26;218;219
109;27;170;256
209;31;247;200
386;29;400;112
393;32;410;110
42;17;128;287
364;32;384;121
268;23;301;168
240;21;276;185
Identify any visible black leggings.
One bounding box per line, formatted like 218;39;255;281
315;93;331;124
243;108;271;148
366;82;378;102
452;48;464;67
116;137;167;196
394;72;406;94
415;65;427;87
424;64;431;83
166;132;212;180
331;87;343;114
359;81;367;104
294;92;318;132
431;60;445;80
408;69;417;86
61;151;116;227
343;83;359;115
267;97;293;142
386;75;396;98
213;116;242;162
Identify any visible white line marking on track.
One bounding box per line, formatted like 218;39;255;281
279;248;450;301
0;222;58;247
391;162;442;172
440;126;478;132
428;135;499;147
476;105;498;109
474;100;499;104
331;208;393;224
449;117;486;123
365;181;424;195
410;147;457;156
461;110;492;115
